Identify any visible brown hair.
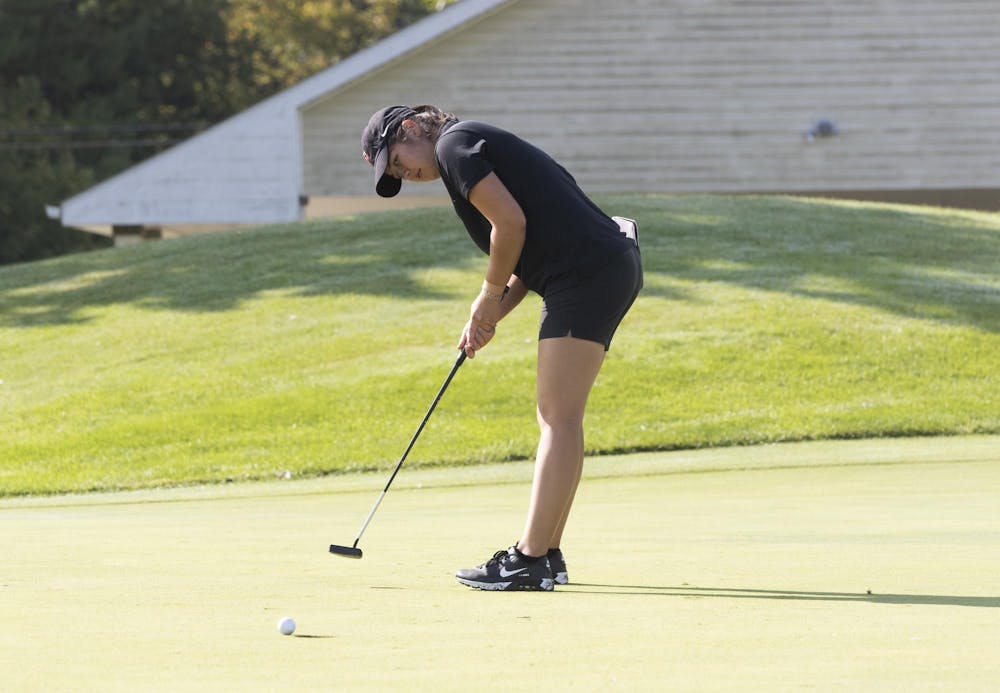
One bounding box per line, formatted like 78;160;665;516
394;104;457;143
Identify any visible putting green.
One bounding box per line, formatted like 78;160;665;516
3;437;998;691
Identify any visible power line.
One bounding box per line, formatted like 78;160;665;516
0;123;206;137
0;122;206;152
0;138;188;151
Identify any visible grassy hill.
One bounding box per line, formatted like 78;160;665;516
1;195;998;496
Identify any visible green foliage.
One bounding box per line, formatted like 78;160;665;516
228;0;455;93
2;0;236;127
1;196;997;496
0;77;109;263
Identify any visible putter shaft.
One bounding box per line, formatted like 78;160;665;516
329;350;466;558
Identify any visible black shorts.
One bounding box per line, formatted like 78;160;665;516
538;244;643;351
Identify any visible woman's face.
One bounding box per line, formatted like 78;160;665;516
385;122;440;184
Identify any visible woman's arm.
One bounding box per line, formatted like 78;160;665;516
459;172;527;357
470;172;525;288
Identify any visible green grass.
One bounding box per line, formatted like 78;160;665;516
1;195;998;496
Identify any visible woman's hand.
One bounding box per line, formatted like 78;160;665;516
458;290;503;358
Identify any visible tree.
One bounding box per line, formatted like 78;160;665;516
0;0;244;262
1;0;246;179
226;0;453;94
0;77;106;263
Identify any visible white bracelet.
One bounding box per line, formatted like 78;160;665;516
481;279;507;302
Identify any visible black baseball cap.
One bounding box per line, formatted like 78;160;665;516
362;105;416;197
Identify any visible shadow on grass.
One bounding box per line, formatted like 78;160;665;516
1;196;998;331
568;583;1000;608
0;206;478;327
624;194;1000;334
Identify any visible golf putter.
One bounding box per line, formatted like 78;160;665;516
329;349;467;559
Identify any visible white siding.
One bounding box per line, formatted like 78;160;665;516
60;103;303;226
302;0;1000;198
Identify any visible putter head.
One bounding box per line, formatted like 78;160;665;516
329;544;363;559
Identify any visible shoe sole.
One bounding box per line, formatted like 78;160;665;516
456;576;554;592
554;572;568;585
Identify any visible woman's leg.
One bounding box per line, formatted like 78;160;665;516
517;335;605;558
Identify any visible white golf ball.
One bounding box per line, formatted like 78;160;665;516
277;616;296;636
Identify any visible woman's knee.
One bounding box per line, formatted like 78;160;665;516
536;402;585;432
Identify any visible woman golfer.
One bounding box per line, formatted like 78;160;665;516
362;105;642;591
